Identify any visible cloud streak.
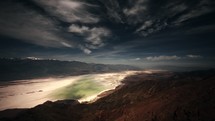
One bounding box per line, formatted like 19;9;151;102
33;0;99;23
68;24;111;49
123;0;148;16
145;55;203;61
0;1;74;48
186;55;202;58
146;55;181;61
130;0;215;36
130;58;141;61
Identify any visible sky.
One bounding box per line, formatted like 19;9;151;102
0;0;215;69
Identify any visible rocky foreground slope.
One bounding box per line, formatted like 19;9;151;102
0;69;215;121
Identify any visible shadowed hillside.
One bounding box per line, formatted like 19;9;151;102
0;69;215;121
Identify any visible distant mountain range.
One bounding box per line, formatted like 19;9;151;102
0;58;139;81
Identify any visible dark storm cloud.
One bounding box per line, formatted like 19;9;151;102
0;0;215;68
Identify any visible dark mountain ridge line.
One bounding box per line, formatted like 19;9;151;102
0;69;215;121
0;58;140;81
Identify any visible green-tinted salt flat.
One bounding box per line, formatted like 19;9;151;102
50;77;104;100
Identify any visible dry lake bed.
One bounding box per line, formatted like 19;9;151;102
0;71;143;110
